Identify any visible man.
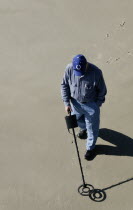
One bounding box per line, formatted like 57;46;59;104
61;54;107;160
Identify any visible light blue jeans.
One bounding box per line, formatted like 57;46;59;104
70;98;100;151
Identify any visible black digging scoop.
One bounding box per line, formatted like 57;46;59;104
65;112;106;202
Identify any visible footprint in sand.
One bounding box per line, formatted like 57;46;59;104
104;19;126;40
128;50;133;56
120;21;126;27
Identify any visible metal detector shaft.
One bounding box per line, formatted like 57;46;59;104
71;127;86;187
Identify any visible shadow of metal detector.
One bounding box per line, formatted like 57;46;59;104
65;112;106;202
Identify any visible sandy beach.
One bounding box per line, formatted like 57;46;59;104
0;0;133;209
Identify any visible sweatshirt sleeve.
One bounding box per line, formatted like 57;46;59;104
96;71;107;107
61;66;71;106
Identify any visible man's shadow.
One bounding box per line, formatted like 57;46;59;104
95;128;133;157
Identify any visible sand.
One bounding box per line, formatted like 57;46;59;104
0;0;133;209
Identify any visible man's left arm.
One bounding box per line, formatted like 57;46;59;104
96;71;107;107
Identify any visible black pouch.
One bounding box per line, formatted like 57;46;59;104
65;114;78;130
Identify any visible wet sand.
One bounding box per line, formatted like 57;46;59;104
0;0;133;209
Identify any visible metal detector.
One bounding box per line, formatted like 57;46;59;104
65;112;94;195
65;111;106;201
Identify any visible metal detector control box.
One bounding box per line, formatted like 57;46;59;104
65;114;78;130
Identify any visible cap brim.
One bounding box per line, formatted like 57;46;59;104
74;70;84;76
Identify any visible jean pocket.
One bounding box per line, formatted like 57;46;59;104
91;101;98;108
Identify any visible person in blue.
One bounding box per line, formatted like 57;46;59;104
61;54;107;160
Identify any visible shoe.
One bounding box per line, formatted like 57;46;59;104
84;149;95;160
77;129;87;139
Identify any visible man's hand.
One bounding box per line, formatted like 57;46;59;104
65;106;72;114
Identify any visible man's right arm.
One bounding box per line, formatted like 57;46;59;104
61;67;71;107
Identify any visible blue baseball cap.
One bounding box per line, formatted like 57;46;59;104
72;54;87;76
